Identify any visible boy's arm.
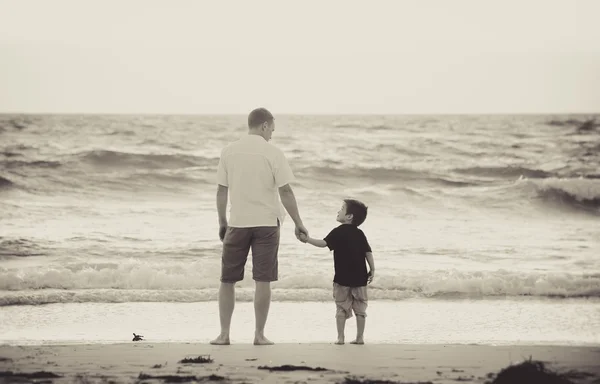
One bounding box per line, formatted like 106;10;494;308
301;234;328;248
366;252;375;282
307;237;328;248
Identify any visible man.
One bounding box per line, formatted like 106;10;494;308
211;107;308;346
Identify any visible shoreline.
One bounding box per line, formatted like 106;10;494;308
3;300;600;347
1;343;599;383
4;340;600;348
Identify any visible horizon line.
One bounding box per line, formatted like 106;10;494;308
1;111;599;116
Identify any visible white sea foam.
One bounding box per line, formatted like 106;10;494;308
1;259;599;305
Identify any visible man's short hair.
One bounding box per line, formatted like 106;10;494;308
248;108;274;128
344;199;368;227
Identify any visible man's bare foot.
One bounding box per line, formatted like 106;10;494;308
350;339;364;345
253;334;274;345
335;338;345;345
210;335;230;345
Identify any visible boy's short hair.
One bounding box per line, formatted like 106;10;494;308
344;199;368;226
248;108;274;128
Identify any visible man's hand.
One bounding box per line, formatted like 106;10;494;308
295;224;308;241
367;270;375;284
219;221;228;242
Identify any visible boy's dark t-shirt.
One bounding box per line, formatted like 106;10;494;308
323;224;372;287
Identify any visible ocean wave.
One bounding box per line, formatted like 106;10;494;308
0;165;212;195
0;176;14;189
298;165;423;180
0;117;31;132
297;163;594;189
373;143;429;157
0;151;22;158
0;238;47;257
332;122;394;131
76;149;218;170
547;117;600;133
453;166;554;179
517;177;600;212
123;169;210;185
1;261;599;305
1;159;62;169
297;165;476;188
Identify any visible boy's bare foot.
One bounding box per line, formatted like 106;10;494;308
210;335;230;345
335;338;345;345
253;335;274;345
350;338;364;345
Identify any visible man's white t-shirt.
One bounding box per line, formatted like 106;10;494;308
216;134;295;228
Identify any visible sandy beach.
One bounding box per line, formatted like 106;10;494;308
1;343;599;383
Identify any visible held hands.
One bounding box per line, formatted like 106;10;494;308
295;224;309;243
298;232;308;243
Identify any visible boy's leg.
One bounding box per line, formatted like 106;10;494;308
353;315;366;344
350;286;368;344
336;316;346;345
333;283;353;344
211;227;251;345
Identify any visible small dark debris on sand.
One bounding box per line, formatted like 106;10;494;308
454;376;474;382
245;358;258;361
0;357;12;362
488;359;585;384
138;373;226;383
178;355;213;364
74;373;117;383
340;377;433;384
258;365;329;372
151;363;165;369
133;333;144;341
0;370;62;379
451;369;464;373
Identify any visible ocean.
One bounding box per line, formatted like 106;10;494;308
1;114;599;346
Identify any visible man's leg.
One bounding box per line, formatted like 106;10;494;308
211;227;251;345
210;282;235;345
251;224;279;345
254;281;273;345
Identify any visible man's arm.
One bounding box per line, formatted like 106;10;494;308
278;183;303;227
216;184;228;225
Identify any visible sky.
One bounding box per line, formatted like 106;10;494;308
0;0;599;114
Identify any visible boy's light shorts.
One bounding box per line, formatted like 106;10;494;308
333;282;368;319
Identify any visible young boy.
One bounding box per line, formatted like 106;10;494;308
299;199;375;345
